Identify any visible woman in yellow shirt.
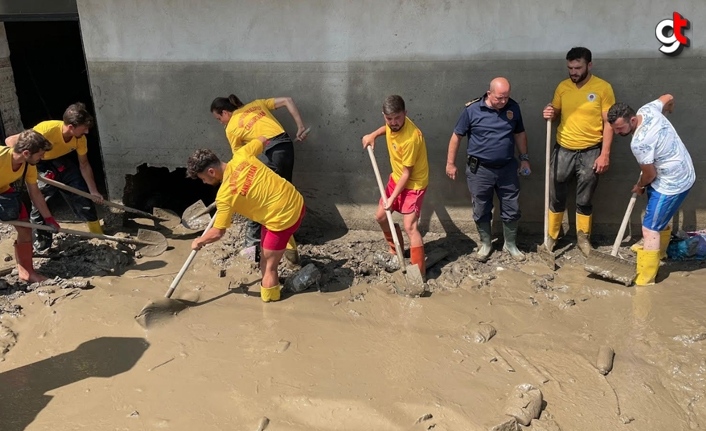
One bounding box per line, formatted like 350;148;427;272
210;94;308;262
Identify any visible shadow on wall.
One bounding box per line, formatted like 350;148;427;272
0;337;149;431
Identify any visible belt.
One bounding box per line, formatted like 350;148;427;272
559;143;601;153
480;160;511;169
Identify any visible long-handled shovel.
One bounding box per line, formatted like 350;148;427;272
366;146;425;297
38;176;181;228
135;215;217;328
537;119;556;270
5;220;168;257
584;176;641;286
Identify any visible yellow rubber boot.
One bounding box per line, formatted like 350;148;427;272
284;236;300;265
86;220;103;234
261;285;281;302
576;213;593;256
546;210;563;251
635;249;660;286
659;227;672;260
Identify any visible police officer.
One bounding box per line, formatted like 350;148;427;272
446;77;530;262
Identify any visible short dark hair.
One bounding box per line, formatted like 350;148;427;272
14;130;53;154
607;103;636;124
210;94;244;114
186;149;221;179
63;102;94;128
566;47;592;63
382;95;405;115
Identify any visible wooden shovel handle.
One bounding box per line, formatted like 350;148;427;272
164;215;217;298
4;220;158;247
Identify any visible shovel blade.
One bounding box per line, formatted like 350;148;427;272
584;250;636;287
391;264;425;297
537;244;556;270
181;200;211;230
135;298;189;329
152;207;180;229
136;229;168;257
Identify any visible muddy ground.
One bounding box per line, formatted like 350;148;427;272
1;212;705;430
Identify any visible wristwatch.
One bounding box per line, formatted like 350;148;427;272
519;153;530;162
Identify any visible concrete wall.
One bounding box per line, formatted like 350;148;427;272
0;23;23;136
76;0;706;235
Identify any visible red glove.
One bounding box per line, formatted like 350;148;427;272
44;171;56;180
44;217;60;232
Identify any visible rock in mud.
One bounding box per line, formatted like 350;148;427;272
596;346;615;375
487;416;518;431
415;413;433;424
373;252;399;272
469;323;497;343
283;263;321;293
256;416;270;431
503;383;543;426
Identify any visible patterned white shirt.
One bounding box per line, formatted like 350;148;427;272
630;99;695;195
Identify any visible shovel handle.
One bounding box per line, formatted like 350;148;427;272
610;173;643;256
187;202;217;221
544;120;551;246
38;176;158;220
366;146;407;271
164;215;217;298
4;220;159;246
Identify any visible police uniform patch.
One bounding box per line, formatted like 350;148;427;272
465;97;482;107
506;111;514;120
587;93;597;102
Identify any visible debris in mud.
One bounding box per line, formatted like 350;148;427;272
487;416;519;431
127;411;140;418
488;348;515;372
673;332;706;345
255;416;270;431
596;346;615;375
283;263;321;293
465;323;497;343
503;383;543;426
0;324;17;357
276;340;291;353
35;235;134;277
415;413;433;424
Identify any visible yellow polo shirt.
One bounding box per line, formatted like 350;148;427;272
224;99;286;153
552;75;615;150
33;120;88;160
0;146;38;194
386;117;429;190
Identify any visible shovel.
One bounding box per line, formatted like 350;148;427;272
5;220;168;257
38;176;181;228
135;215;217;328
537;119;556;270
366;146;425;297
181;200;214;230
584;177;641;286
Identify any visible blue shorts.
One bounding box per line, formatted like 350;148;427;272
643;186;690;232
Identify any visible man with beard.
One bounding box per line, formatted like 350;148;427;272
446;77;530;262
362;95;429;277
0;130;60;282
607;95;695;285
187;136;305;303
542;47;615;256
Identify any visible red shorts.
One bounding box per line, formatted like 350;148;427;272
261;206;305;251
379;175;426;217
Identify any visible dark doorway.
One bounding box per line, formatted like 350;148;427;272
4;20;106;195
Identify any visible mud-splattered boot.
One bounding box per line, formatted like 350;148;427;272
576;213;593;256
502;221;525;262
475;221;493;262
635;249;660;286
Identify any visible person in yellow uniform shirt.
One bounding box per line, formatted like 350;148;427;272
187;137;306;303
5;102;104;253
0;130;60;282
542;47;615;256
362;95;429;277
210;94;308;264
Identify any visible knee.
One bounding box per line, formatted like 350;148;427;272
403;218;419;234
375;210;387;225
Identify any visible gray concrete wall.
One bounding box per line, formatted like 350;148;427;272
76;0;706;235
0;23;23;136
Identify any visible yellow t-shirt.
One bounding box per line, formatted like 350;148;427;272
385;117;429;190
551;75;615;150
224;99;286;153
0;146;38;194
213;139;304;231
33;120;88;160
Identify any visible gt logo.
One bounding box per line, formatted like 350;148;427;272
655;12;690;56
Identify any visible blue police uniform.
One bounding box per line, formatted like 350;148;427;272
454;95;525;223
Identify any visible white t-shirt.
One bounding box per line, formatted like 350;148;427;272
630;99;695;195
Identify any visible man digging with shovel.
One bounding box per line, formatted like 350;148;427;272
0;130;59;282
607;94;695;285
187;136;306;302
5;102;104;253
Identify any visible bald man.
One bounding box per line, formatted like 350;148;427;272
446;77;530;262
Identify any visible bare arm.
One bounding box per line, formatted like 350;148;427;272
192;228;225;250
78;153;103;203
27;183;53;219
659;94;675;113
273;97;307;140
386;166;412;206
445;133;463;180
632;163;658;195
362;126;387;150
514;131;528;155
4;134;19;147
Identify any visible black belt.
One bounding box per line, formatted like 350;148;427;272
480;160;511;169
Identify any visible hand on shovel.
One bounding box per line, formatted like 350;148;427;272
89;191;104;205
44;217;61;233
